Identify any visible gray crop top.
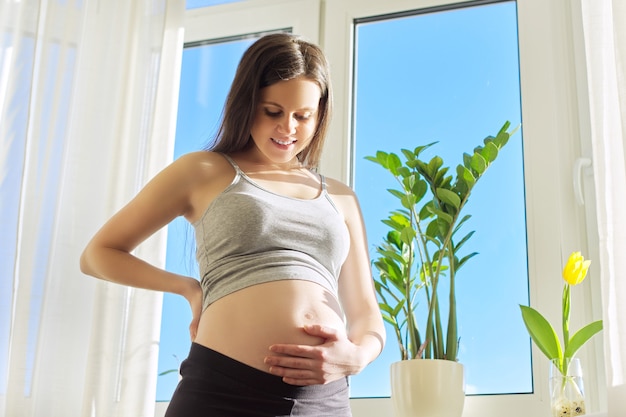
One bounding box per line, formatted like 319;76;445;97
193;154;351;311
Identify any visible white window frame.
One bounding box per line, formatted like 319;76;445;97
322;0;604;416
182;0;320;44
156;0;605;416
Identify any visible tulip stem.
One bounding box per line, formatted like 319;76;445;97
562;283;571;374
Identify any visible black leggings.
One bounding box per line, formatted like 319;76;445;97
164;343;352;417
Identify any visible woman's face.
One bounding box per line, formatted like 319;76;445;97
249;76;321;165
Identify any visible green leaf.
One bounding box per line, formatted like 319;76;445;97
364;155;378;164
400;227;416;246
159;369;179;377
402;174;416;192
392;300;406;317
365;152;389;168
397;166;411;178
453;231;475;253
412;179;428;201
436;188;461;210
456;165;476;188
454;177;469;196
375;151;390;167
401;149;415;161
386;229;402;247
462;153;472;168
481;141;499;163
413;159;428;175
376;249;405;266
426;219;443;240
429;206;453;225
400;194;417;209
387;153;402;175
493;121;512;147
452;214;472;235
433;168;450;189
435;218;451;239
455;251;478;270
419;201;435;220
427;156;444;178
414;142;437;157
519;305;563;362
387;188;405;200
563;320;603;359
470;153;487;175
382;218;405;233
379;303;396;315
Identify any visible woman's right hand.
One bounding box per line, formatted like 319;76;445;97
183;277;203;341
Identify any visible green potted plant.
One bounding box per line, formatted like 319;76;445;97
366;121;518;417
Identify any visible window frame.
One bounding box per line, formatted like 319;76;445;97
322;0;604;415
155;0;605;415
182;0;320;44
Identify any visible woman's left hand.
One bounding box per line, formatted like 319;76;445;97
264;324;365;386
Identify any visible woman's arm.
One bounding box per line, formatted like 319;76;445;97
79;152;225;339
334;182;386;365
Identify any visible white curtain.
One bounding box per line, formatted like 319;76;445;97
580;1;626;416
0;0;184;416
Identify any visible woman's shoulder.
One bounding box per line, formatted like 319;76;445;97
171;151;233;179
169;151;237;222
322;176;362;214
322;176;366;232
175;150;228;166
323;175;356;197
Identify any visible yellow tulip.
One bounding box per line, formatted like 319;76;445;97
562;251;591;285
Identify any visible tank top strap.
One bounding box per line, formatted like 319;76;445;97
221;153;243;175
319;174;328;191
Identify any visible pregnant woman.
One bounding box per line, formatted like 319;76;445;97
80;33;385;417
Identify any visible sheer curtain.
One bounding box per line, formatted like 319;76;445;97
580;1;626;416
0;0;184;416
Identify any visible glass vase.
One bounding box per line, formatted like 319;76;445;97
549;358;586;417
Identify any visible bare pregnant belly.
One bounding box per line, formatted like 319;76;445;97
193;280;346;373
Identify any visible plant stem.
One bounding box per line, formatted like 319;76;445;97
446;241;458;361
562;283;571;372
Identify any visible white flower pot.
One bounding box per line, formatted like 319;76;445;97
390;359;465;417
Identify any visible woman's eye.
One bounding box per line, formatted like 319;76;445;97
264;109;282;118
295;113;312;121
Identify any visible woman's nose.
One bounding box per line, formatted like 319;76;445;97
277;115;296;134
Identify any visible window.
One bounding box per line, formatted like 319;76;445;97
350;0;530;398
323;0;601;415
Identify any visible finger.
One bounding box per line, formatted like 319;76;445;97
264;354;316;370
302;324;339;340
266;364;321;385
268;343;319;358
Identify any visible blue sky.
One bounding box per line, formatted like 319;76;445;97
157;0;530;401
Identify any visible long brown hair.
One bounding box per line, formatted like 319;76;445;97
208;33;333;168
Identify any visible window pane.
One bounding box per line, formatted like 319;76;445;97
156;36;256;402
350;0;531;397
